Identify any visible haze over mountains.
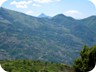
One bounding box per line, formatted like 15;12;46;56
0;7;96;64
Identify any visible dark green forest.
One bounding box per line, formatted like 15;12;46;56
73;45;96;72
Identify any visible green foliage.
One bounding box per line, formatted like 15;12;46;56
0;60;74;72
73;45;96;72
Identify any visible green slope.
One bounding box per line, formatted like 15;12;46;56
0;7;96;64
0;60;75;72
80;16;96;34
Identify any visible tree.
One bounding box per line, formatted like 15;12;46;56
73;45;96;72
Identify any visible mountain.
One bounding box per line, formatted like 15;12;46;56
0;7;96;64
80;16;96;34
38;13;50;18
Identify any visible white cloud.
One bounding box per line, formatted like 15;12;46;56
10;0;32;8
89;0;96;7
0;0;7;7
33;3;41;7
64;10;83;19
33;0;60;3
33;0;52;3
10;0;60;8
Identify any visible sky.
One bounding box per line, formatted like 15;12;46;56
0;0;96;19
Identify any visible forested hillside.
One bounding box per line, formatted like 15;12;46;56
0;7;96;64
0;45;96;72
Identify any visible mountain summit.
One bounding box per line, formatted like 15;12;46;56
38;13;50;18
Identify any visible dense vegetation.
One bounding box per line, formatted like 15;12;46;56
0;45;96;72
0;60;74;72
0;7;96;64
73;45;96;72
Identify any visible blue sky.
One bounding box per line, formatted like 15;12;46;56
0;0;96;19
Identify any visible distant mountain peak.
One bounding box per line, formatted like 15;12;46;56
38;13;49;18
52;14;75;20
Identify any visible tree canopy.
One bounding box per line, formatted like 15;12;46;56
73;45;96;72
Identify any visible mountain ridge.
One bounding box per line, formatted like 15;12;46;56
0;7;96;64
1;7;96;19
